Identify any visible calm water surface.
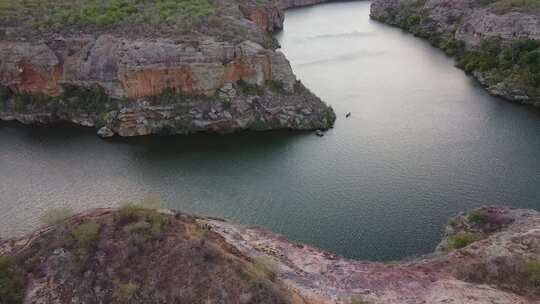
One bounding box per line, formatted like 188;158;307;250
1;1;539;261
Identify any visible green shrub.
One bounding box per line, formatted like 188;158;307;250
62;85;116;113
236;80;263;96
112;282;138;303
13;0;217;30
406;14;421;27
114;203;142;224
467;209;483;224
0;256;24;304
40;207;74;225
526;260;540;285
144;211;170;235
449;232;481;249
123;221;152;235
0;86;10;112
351;296;367;304
71;220;101;245
441;39;466;56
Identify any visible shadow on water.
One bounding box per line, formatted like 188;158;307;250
115;130;311;161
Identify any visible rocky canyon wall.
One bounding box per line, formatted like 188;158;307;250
370;0;540;107
0;0;336;137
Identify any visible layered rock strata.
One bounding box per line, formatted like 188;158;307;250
0;0;335;137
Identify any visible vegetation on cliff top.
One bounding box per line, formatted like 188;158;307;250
0;256;24;304
0;204;295;304
0;0;216;33
376;0;540;100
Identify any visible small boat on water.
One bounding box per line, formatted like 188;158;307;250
315;130;324;137
346;112;351;118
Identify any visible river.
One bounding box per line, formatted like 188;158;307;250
1;1;539;261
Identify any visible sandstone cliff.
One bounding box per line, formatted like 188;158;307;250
0;0;335;137
2;205;540;303
239;0;331;33
370;0;540;107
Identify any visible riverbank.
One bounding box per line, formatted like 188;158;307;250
2;205;539;303
0;0;335;138
370;0;540;107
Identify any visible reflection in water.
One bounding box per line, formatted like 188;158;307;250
1;1;539;261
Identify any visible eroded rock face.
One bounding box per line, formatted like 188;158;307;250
240;4;285;32
0;0;336;137
238;0;333;33
0;37;291;99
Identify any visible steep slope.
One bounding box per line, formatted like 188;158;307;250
0;0;335;137
0;207;308;304
370;0;540;107
2;205;540;303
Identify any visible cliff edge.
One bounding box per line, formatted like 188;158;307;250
2;205;540;303
0;0;335;137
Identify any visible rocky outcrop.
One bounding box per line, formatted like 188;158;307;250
0;0;335;137
204;205;540;303
456;9;540;46
0;208;307;304
240;3;285;32
2;205;540;303
370;0;540;107
238;0;332;33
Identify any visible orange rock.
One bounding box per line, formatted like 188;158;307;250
17;63;62;96
119;67;195;99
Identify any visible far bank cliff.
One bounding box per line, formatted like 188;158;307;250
370;0;540;107
0;0;335;138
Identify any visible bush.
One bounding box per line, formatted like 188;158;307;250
124;221;152;235
441;39;466;56
62;85;116;113
112;282;138;303
351;296;367;304
114;203;142;224
0;86;10;112
144;211;170;236
467;209;483;224
71;220;101;245
40;207;74;225
406;14;421;27
449;232;481;249
526;260;540;285
0;256;24;304
236;80;263;96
